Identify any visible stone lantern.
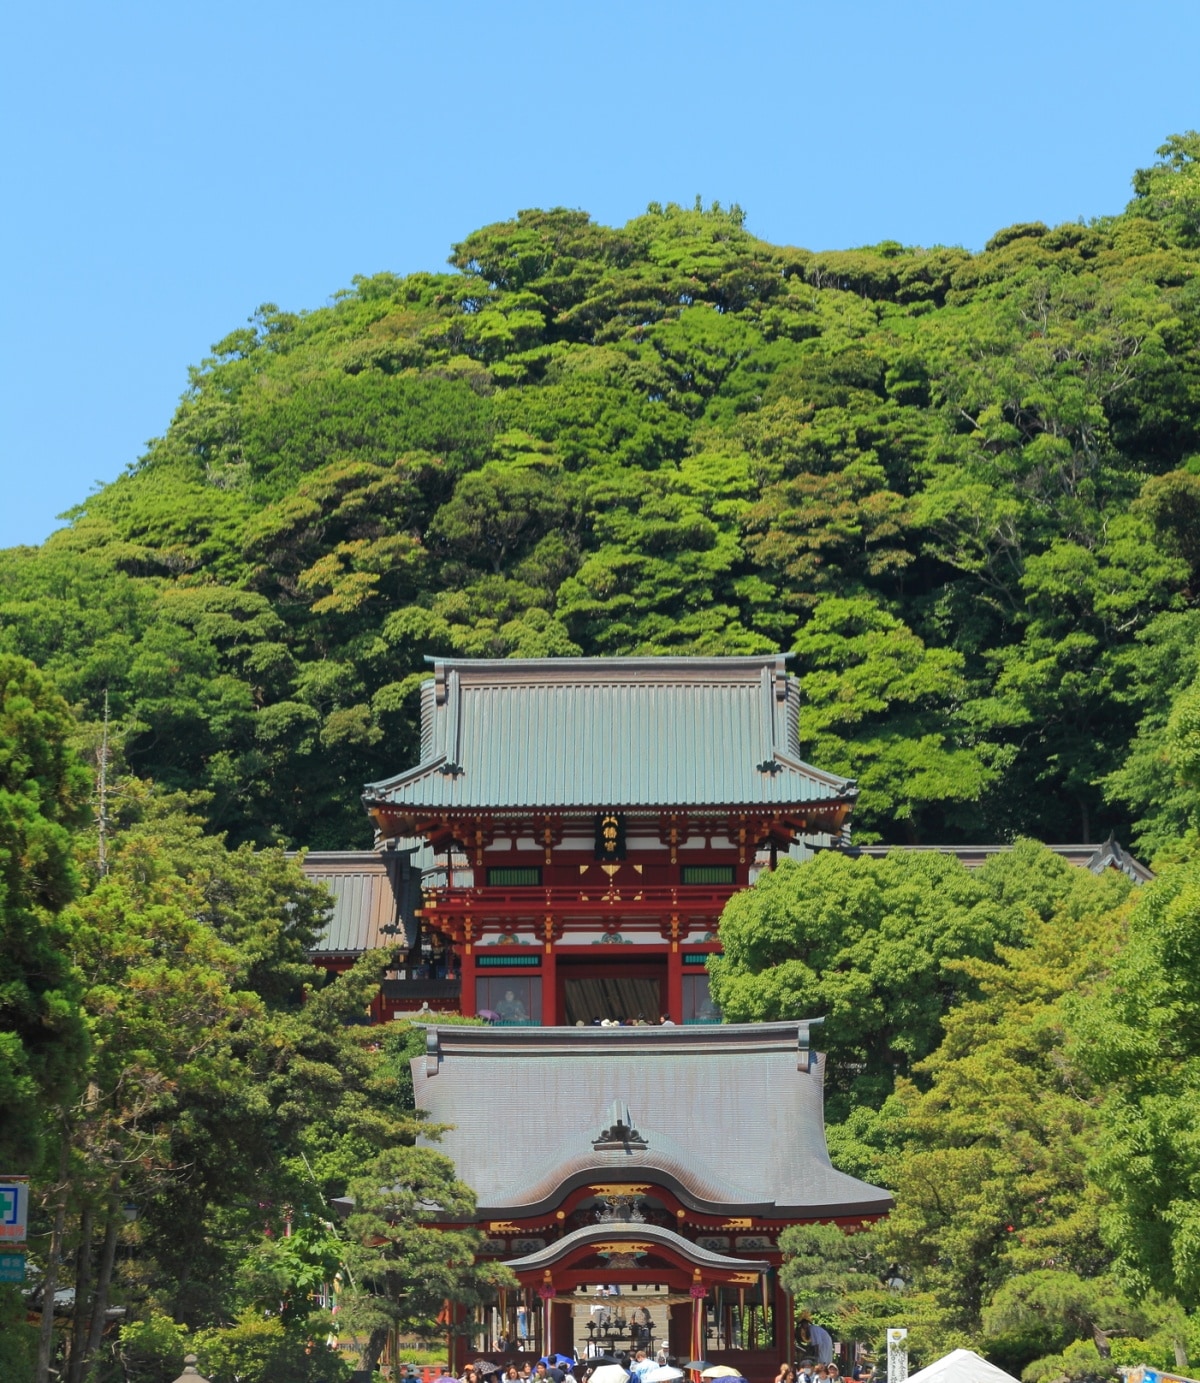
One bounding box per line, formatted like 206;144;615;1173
172;1356;209;1383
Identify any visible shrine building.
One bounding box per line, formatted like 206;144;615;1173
411;1019;890;1375
308;652;1148;1372
358;654;856;1027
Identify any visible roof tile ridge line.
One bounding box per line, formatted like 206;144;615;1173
502;1221;772;1270
760;665;777;767
419;655;792;685
423;654;789;669
289;848;393;861
362;752;450;795
771;748;858;792
446;666;462;770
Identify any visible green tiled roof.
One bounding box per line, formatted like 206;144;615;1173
297;850;417;954
364;655;855;816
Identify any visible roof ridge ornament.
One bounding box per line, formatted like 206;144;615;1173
593;1100;647;1150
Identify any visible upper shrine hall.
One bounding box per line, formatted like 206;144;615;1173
302;652;1151;1025
354;653;856;1026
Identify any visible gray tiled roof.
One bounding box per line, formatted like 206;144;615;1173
364;656;856;817
850;834;1154;883
298;850;414;954
412;1021;891;1219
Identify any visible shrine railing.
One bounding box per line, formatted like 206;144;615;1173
419;882;739;925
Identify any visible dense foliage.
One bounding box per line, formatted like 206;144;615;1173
0;672;502;1383
4;137;1200;849
6;135;1200;1382
718;838;1200;1380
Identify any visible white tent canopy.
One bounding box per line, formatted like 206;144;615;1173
906;1349;1021;1383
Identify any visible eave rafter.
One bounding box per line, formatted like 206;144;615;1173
370;806;850;855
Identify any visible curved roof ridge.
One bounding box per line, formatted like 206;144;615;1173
502;1221;771;1274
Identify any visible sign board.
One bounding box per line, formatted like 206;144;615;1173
0;1179;29;1243
887;1328;908;1383
0;1252;26;1284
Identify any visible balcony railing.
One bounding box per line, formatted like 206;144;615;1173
420;882;738;923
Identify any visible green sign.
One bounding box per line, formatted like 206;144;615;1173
0;1252;26;1284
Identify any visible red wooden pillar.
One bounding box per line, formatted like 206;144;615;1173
552;1301;573;1357
461;928;477;1016
667;941;683;1024
775;1274;792;1371
542;927;557;1025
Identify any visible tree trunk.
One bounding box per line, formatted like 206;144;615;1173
66;1201;94;1383
83;1196;122;1376
172;1260;192;1324
362;1325;390;1375
1175;1336;1189;1371
36;1138;71;1383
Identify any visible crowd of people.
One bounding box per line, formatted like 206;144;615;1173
446;1348;873;1383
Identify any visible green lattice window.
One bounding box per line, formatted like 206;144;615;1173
486;866;542;887
681;864;735;885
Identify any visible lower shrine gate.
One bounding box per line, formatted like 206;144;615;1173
412;1020;890;1377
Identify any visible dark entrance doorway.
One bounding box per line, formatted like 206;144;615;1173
559;955;665;1025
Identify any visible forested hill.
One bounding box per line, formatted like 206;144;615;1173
4;137;1200;852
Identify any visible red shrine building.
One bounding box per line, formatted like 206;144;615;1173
356;653;856;1027
412;1019;890;1375
307;653;1149;1372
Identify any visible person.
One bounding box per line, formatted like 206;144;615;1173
775;1367;797;1383
634;1308;654;1350
798;1315;834;1366
504;1368;520;1382
497;988;528;1022
630;1350;652;1380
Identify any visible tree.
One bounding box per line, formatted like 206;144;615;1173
0;656;90;1169
1075;849;1200;1313
790;597;1000;842
339;1146;514;1373
708;849;1020;1117
870;851;1132;1368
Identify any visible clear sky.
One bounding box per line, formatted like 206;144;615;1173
2;0;1198;549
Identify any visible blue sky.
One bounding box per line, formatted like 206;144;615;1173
2;0;1198;549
